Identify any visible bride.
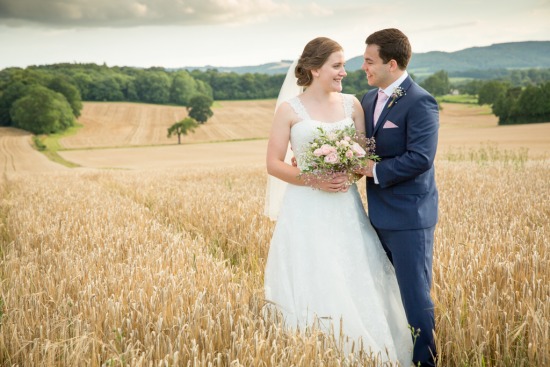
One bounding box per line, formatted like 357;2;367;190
264;37;413;365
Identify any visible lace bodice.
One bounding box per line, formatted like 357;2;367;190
286;93;356;170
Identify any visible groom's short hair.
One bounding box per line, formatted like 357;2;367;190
366;28;412;70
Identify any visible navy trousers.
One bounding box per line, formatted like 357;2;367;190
375;226;437;367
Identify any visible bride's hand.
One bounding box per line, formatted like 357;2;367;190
309;172;349;192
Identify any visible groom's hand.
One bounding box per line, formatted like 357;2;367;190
353;160;375;177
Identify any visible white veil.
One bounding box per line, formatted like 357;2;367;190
264;59;303;220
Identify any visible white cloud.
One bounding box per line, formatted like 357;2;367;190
0;0;293;27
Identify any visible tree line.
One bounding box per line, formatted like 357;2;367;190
1;63;549;135
0;64;217;134
485;82;550;125
417;69;550;125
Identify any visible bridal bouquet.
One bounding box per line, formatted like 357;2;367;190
299;126;378;186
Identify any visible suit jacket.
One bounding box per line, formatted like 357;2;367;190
361;75;439;230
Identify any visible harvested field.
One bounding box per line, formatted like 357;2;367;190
61;100;276;148
0;127;68;177
60;140;268;170
58;102;550;170
438;104;549;157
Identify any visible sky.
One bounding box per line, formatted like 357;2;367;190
0;0;549;70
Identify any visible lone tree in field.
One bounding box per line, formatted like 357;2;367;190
167;117;198;144
187;94;214;124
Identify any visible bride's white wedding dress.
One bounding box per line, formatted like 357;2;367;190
264;94;413;365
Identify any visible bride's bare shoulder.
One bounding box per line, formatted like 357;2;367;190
274;99;301;126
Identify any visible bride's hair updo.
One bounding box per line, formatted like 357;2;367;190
295;37;343;87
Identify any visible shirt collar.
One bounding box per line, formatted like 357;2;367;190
381;71;408;97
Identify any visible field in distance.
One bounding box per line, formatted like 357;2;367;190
63;100;550;154
1;99;549;173
57;100;550;170
61;100;276;149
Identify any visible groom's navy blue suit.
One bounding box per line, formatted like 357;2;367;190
362;75;439;366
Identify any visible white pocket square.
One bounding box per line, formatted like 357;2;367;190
383;120;399;129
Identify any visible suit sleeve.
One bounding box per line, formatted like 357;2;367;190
375;93;439;188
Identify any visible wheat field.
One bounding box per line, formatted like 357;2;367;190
0;101;549;366
1;155;548;366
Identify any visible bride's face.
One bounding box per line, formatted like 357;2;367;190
314;50;347;92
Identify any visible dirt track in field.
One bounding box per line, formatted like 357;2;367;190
0;127;68;177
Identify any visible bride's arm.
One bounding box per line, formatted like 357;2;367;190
266;103;304;185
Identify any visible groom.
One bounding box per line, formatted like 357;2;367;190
357;28;439;367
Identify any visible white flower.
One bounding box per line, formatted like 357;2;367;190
388;86;406;107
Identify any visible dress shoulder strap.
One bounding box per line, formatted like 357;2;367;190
287;96;311;121
342;93;355;119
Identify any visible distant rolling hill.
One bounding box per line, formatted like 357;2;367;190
184;41;550;77
183;60;294;75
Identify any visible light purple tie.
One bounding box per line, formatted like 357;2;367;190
373;89;388;127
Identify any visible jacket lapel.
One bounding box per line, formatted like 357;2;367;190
373;76;413;136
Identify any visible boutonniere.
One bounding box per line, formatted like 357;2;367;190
387;86;406;108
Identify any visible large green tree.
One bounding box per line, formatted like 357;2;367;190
478;80;509;105
194;79;214;99
47;77;83;117
134;71;171;104
0;81;30;126
492;87;521;124
513;83;550;123
454;79;483;95
0;68;53;126
421;70;451;96
187;94;214;124
170;71;198;106
167;117;198;144
11;85;75;134
491;84;550;125
87;75;125;101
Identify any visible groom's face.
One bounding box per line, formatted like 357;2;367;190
362;44;391;89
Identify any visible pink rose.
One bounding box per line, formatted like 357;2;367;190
351;143;366;157
345;150;354;159
324;152;339;164
320;144;336;155
339;139;350;147
313;148;323;157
